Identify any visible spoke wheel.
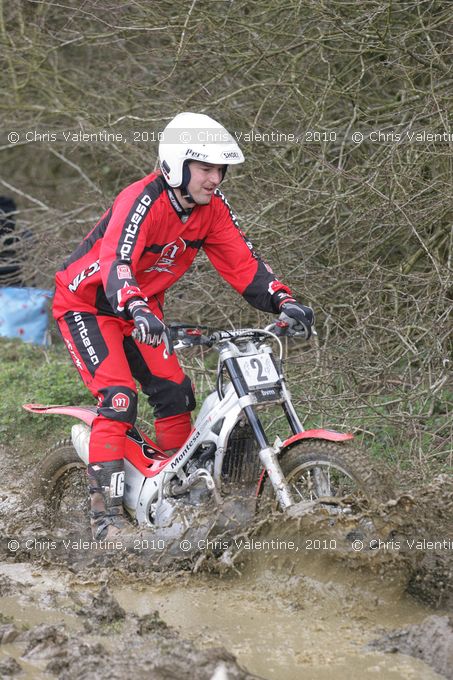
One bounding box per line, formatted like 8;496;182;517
283;454;366;513
261;440;392;513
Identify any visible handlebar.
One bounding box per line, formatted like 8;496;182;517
131;317;314;352
169;318;314;350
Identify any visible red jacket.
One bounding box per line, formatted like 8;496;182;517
53;172;290;320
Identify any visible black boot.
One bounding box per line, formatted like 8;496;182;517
87;460;132;540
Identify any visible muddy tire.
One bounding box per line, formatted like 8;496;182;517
261;440;394;511
33;438;90;533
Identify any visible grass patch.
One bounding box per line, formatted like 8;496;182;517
0;338;89;450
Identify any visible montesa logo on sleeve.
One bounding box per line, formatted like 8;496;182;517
119;193;153;260
117;264;132;279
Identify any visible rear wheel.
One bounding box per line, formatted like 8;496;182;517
33;438;89;533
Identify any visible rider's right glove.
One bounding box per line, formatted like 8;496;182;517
272;291;314;339
126;298;166;347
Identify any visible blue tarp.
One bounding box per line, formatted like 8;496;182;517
0;287;53;346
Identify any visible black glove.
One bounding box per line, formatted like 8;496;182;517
127;298;167;347
279;300;314;339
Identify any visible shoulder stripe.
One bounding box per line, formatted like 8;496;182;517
214;188;241;229
214;189;258;260
115;176;165;262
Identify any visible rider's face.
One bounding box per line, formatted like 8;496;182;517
185;161;225;205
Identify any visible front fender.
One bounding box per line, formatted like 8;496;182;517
281;429;353;448
256;428;354;497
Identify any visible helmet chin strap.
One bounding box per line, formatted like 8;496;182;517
179;161;195;204
180;186;196;204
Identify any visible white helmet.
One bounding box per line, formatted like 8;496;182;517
159;112;244;189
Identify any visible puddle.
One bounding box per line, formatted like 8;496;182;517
113;554;444;680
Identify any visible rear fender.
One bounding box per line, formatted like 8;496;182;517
256;428;354;497
22;403;98;427
23;404;168;474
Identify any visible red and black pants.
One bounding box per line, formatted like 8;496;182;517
57;311;195;463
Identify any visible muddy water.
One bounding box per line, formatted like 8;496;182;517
1;445;452;679
0;553;444;680
113;557;443;680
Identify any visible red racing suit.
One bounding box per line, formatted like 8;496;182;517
53;171;292;461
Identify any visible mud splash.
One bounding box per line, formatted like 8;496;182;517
1;444;452;679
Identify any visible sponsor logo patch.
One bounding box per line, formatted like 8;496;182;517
68;260;100;293
145;237;186;274
117;264;132;279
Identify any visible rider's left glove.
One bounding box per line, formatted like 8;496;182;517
273;293;314;339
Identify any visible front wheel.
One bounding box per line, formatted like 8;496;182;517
261;440;392;512
33;438;90;533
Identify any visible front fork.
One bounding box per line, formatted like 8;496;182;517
256;444;294;509
223;356;295;510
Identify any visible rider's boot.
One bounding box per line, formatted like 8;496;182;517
87;460;133;540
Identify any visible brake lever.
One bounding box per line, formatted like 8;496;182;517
168;323;209;340
265;318;317;339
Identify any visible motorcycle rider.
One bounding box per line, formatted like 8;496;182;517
53;112;314;540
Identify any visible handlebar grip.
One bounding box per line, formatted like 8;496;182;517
278;312;312;340
162;328;174;355
131;326;174;354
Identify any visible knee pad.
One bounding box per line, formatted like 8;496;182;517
152;375;196;419
97;385;138;424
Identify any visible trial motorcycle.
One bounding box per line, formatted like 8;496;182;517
25;319;382;551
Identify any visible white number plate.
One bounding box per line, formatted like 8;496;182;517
236;354;279;388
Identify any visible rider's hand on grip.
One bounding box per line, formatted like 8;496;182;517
162;327;174;355
279;300;314;339
127;298;168;349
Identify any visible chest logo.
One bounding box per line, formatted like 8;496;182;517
145;237;187;274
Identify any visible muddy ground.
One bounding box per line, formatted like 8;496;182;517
1;443;452;680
